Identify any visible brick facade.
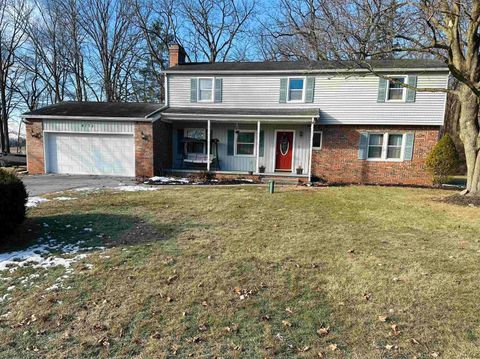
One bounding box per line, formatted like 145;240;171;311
311;125;441;186
25;119;45;175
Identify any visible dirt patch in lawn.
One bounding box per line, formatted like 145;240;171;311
105;221;166;246
439;193;480;207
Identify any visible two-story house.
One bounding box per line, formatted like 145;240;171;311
24;44;449;186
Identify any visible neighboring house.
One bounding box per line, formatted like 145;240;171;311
23;45;449;185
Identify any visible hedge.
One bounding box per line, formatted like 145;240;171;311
0;169;27;241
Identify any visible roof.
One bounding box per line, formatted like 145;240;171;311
162;107;320;120
22;101;165;121
166;59;448;74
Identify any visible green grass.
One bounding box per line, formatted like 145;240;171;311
1;185;480;358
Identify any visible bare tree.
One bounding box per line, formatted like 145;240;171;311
79;0;143;102
261;0;401;61
180;0;256;62
0;0;30;153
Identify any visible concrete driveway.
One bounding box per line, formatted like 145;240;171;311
21;174;137;196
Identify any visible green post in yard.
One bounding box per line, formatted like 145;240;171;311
268;180;275;194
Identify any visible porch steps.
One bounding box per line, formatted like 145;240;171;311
259;176;306;185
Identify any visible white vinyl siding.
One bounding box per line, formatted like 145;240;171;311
168;72;448;125
44;120;134;134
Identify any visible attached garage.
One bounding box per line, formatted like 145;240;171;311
44;120;135;176
23;101;171;178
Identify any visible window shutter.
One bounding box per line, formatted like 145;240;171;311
227;130;234;156
377;78;388;103
404;133;415;160
305;77;315;103
177;129;184;154
279;78;288;103
190;78;197;102
214;78;223;103
358;132;369;160
406;75;417;103
259;130;265;157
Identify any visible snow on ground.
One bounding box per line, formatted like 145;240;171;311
26;197;50;208
112;185;160;192
0;239;103;272
148;176;190;184
52;196;77;201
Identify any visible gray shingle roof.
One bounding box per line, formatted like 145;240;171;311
166;59;447;73
162;107;320;117
22;101;164;120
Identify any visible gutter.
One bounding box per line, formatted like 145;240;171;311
164;68;449;75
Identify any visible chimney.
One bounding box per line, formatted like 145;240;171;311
169;44;186;67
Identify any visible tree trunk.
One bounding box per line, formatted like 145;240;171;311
0;83;10;153
458;84;480;195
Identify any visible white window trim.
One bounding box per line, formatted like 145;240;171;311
312;131;323;150
287;76;306;103
184;128;206;154
234;130;256;157
385;75;408;102
197;77;214;103
366;133;406;162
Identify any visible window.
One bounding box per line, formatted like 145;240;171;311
387;76;407;101
184;128;206;154
367;133;405;160
367;134;384;159
387;134;403;159
198;78;213;102
288;78;304;102
235;131;256;156
313;131;322;149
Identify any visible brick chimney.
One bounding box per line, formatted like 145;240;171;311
169;44;186;67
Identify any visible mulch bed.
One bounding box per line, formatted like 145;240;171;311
439;193;480;207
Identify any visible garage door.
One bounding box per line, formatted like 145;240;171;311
45;132;135;176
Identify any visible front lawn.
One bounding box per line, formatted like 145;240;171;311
1;185;479;358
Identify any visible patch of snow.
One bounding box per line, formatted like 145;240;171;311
73;187;101;193
0;240;99;272
6;285;15;291
27;197;50;208
148;176;190;184
237;178;254;183
112;185;159;192
0;294;10;303
53;196;77;201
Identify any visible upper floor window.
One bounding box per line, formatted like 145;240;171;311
288;78;305;102
198;78;213;102
387;76;407;101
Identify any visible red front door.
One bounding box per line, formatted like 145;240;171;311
275;131;294;171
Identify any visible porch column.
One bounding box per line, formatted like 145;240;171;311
308;119;314;183
207;119;211;172
256;120;260;173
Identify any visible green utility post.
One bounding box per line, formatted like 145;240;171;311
268;180;275;194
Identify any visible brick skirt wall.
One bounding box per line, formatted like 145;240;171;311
311;125;441;186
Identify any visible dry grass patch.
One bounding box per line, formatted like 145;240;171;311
0;185;479;358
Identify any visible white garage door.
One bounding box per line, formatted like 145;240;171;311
45;132;135;176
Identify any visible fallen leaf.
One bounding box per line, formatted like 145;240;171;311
166;296;173;302
347;249;355;254
261;314;270;321
282;320;292;327
201;301;208;307
171;344;180;355
328;343;338;351
410;338;420;345
299;346;310;352
385;344;394;350
317;327;330;336
431;352;439;358
363;292;372;301
198;324;208;332
151;332;162;339
378;315;388;322
285;307;293;314
391;323;400;336
317;352;325;358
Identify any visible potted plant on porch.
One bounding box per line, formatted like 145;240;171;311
258;165;265;174
296;165;303;175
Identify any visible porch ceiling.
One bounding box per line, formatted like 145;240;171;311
161;107;320;123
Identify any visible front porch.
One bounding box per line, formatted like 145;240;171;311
166;120;315;179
